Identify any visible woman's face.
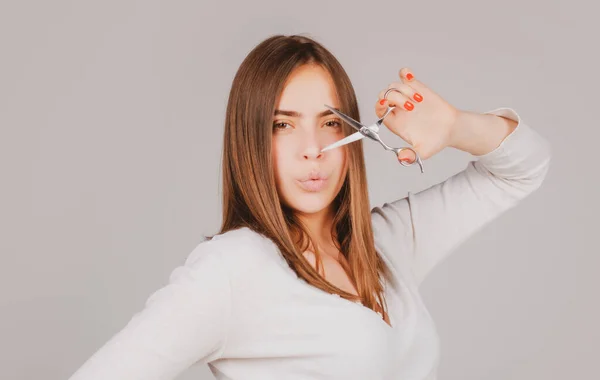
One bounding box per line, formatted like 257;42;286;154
272;64;348;216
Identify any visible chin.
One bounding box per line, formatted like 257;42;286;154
283;189;337;215
291;196;332;214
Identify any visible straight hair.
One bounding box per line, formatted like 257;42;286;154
207;34;389;319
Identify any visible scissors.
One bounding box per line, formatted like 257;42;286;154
320;102;424;173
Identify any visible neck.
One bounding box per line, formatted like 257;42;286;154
295;206;338;254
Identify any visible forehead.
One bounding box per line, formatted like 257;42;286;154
277;64;339;113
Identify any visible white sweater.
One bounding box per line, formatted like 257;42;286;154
68;107;552;380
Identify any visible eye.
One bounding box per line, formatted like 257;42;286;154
273;121;292;131
324;119;342;128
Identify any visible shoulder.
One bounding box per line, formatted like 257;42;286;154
370;197;419;284
189;226;282;279
370;196;414;258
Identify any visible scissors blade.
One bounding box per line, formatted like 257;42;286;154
320;131;365;152
324;104;364;132
363;122;380;133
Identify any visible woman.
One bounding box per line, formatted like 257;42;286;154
69;35;551;379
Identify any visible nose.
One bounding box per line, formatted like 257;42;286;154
301;130;324;160
303;147;323;160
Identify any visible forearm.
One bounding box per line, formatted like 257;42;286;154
449;110;518;156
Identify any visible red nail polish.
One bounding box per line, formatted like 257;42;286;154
406;73;414;80
380;99;386;105
404;101;414;111
413;93;423;102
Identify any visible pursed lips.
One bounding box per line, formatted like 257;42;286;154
296;171;329;192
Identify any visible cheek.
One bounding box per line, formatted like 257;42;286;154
272;140;292;184
326;129;345;144
333;147;347;171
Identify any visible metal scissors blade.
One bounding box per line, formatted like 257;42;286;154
321;105;380;153
320;131;365;152
323;104;366;133
319;103;424;173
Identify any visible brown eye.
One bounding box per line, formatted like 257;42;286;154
273;122;291;131
325;119;342;128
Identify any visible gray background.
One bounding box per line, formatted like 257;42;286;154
1;0;598;379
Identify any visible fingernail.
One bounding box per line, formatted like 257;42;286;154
406;72;414;80
379;99;386;105
413;93;423;102
404;101;414;111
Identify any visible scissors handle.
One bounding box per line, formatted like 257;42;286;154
394;147;424;173
360;127;424;173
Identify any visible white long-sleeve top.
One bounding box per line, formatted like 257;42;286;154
68;107;552;380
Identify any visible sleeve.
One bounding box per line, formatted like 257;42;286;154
68;240;232;380
371;107;552;286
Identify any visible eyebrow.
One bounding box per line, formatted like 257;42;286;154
273;108;339;118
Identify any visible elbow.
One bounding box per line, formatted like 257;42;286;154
507;138;553;200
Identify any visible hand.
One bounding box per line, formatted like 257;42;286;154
375;68;460;163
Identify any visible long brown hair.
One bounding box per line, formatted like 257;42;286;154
207;34;389;318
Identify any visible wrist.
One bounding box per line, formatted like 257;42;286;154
449;110;518;156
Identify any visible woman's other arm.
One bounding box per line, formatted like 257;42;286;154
68;241;231;380
371;108;552;285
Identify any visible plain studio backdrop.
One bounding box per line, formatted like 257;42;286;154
1;1;598;379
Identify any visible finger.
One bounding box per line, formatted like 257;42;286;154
396;147;417;163
380;82;424;104
377;83;413;99
382;89;415;112
375;98;394;118
375;98;385;118
398;68;429;94
399;67;415;82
